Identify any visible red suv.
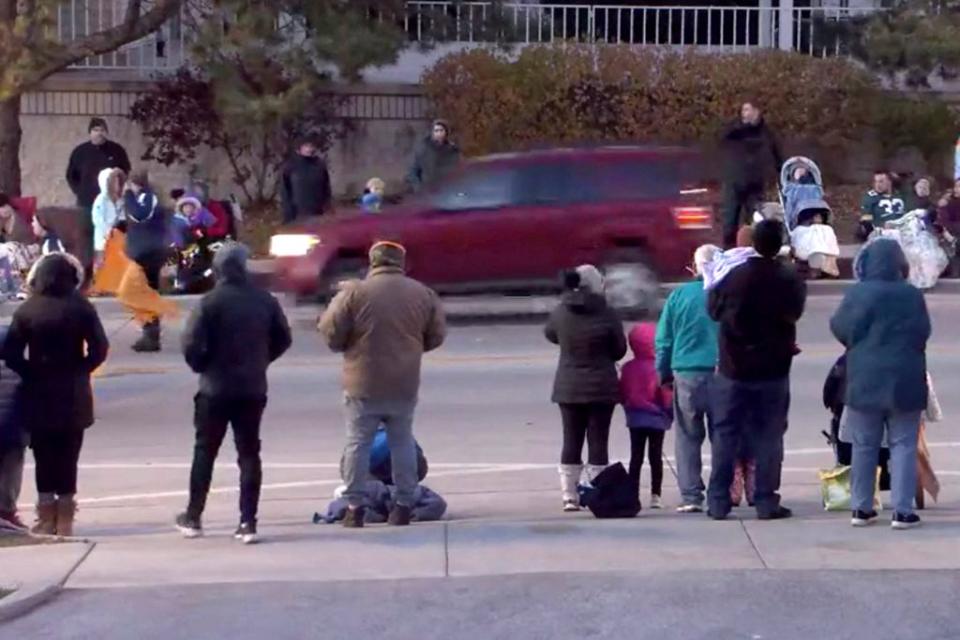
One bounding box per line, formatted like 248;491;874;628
271;146;716;311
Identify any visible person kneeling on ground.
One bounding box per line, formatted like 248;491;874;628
318;241;446;528
175;242;292;544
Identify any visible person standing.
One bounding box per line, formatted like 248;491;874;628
719;102;783;249
706;220;806;521
280;136;332;224
830;239;931;529
318;241;446;528
175;243;292;543
0;325;27;531
546;266;628;512
2;253;109;537
65;118;131;281
655;244;721;513
407;120;461;192
119;169;175;353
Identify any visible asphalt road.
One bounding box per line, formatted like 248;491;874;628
3;294;960;639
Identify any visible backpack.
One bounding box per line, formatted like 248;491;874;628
578;463;641;519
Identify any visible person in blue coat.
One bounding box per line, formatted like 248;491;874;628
830;238;931;530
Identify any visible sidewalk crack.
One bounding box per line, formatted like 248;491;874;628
739;520;769;570
443;523;450;578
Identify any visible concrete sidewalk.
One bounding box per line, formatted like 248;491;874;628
0;540;93;622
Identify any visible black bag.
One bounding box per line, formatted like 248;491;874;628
579;462;640;519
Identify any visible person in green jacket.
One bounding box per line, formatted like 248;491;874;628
655;244;721;513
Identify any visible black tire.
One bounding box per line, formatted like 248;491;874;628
601;249;661;320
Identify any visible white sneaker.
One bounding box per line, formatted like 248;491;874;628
650;495;663;510
563;499;580;512
676;504;704;514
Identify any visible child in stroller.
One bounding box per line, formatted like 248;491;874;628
169;189;237;294
780;157;840;278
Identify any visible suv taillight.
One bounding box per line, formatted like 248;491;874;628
673;206;713;230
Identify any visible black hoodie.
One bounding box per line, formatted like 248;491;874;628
720;117;783;187
281;154;332;223
545;290;627;405
182;243;292;398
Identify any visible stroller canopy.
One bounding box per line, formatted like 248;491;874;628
780;156;823;190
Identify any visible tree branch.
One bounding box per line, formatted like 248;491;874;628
29;0;183;83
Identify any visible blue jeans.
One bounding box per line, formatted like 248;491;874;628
673;372;713;507
845;408;921;516
708;375;789;517
342;397;419;508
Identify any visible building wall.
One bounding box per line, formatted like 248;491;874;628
20;77;432;206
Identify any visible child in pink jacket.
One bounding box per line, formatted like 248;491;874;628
620;323;674;509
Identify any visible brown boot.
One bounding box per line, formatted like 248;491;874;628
55;496;77;537
32;502;58;535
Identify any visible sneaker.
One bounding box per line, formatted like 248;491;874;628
234;521;259;544
0;511;28;531
175;512;203;539
757;506;793;521
562;499;580;512
341;506;365;529
650;495;663;510
851;509;879;527
388;505;413;527
677;504;703;514
891;512;922;530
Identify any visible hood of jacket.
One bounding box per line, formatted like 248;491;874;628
26;252;84;297
854;238;908;282
213;242;250;284
562;289;607;314
97;168;113;196
628;323;657;360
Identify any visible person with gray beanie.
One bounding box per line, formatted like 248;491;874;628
319;241;446;528
706;220;806;522
406;119;461;192
545;265;628;512
176;242;292;544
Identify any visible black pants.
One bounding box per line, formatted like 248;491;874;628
32;431;85;496
559;403;614;466
721;182;764;248
135;250;167;292
708;375;789;517
187;394;267;523
628;428;665;495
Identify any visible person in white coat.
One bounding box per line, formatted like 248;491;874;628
90;167;126;270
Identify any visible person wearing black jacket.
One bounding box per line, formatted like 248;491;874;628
719;103;783;249
707;220;806;521
65;118;131;279
545;265;628;512
280;138;332;223
2;253;109;537
175;242;292;544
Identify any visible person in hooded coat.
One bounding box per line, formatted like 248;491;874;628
2;253;109;536
280;137;333;223
545;265;628;512
175;242;292;544
830;238;931;530
406;120;462;192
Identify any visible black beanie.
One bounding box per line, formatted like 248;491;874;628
89;117;108;133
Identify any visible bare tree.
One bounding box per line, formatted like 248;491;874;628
0;0;183;195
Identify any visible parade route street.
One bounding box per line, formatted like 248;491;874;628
3;295;960;640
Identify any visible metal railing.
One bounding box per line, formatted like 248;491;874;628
61;1;881;72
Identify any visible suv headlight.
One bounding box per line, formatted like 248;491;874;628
270;234;320;257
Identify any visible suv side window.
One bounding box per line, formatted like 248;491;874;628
514;163;592;205
431;168;515;212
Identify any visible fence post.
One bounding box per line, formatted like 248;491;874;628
758;0;773;48
778;0;794;51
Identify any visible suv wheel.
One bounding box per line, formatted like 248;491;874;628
602;253;661;319
319;257;367;303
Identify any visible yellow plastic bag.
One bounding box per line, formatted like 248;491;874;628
818;465;882;512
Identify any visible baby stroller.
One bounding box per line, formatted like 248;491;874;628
869;210;948;290
779;157;840;277
168;190;242;294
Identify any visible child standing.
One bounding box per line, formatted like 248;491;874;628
360;177;386;214
620;323;673;509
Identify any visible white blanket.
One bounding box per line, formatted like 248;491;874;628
791;224;840;261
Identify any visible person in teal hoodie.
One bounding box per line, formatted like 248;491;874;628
655;244;721;513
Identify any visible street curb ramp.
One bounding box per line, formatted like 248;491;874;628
0;541;95;623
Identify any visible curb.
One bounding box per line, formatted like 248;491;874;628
0;541;95;624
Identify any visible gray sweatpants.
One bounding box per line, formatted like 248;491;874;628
342;397;419;508
0;446;25;513
673;372;714;507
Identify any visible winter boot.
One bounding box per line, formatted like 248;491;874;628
32;495;57;536
585;464;608;484
55;495;77;537
558;464;583;512
132;320;161;353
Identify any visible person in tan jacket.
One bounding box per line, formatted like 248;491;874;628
318;241;446;528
